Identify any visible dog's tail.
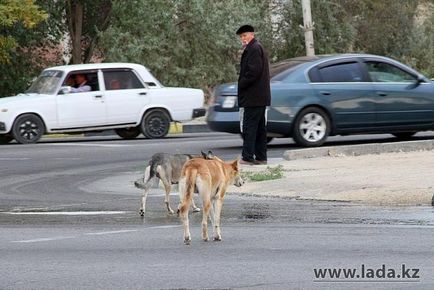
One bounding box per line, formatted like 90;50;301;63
134;165;156;189
179;167;197;215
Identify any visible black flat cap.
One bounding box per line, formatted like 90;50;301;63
236;24;254;35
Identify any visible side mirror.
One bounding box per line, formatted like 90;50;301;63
58;86;72;95
407;76;426;90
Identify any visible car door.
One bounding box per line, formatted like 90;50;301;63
364;60;434;127
102;69;150;125
309;60;376;131
56;70;106;128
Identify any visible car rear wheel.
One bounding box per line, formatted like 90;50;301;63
115;127;141;139
141;109;171;139
293;107;330;147
12;114;45;144
0;134;13;144
392;132;416;140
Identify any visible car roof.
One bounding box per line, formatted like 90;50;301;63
45;62;149;73
43;62;163;86
270;54;386;77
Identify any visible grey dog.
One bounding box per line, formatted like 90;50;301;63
135;151;213;216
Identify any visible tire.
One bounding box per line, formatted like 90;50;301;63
140;109;171;139
12;114;45;144
115;127;141;140
0;134;13;144
392;132;416;140
293;107;330;147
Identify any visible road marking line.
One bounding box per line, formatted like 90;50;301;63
84;230;138;236
147;225;180;229
11;236;76;243
3;211;126;215
10;225;180;243
47;143;131;147
0;157;31;160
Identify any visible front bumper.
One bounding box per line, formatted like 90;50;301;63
0;121;6;132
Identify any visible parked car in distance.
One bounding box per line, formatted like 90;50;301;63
0;63;205;144
207;54;434;147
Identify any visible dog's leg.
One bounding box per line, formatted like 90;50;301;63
137;165;152;217
179;168;197;245
163;182;175;214
200;193;212;242
191;198;201;213
213;198;223;241
212;187;227;241
180;208;191;245
209;198;216;229
156;166;175;214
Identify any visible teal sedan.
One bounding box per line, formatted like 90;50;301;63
207;54;434;147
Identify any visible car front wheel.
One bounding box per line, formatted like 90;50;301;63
293;107;330;147
115;127;141;139
141;109;171;139
12;114;45;144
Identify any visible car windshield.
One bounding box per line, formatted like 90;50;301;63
26;70;64;94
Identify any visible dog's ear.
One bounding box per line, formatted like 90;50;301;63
207;150;215;159
232;156;241;170
202;150;215;160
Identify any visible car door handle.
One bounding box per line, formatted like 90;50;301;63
139;92;147;96
320;91;331;96
377;92;387;97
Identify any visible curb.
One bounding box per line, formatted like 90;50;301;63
284;139;434;160
74;123;210;137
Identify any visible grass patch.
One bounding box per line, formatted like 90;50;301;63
241;165;284;182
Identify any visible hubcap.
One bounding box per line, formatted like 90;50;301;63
19;120;40;140
148;116;167;136
299;113;326;142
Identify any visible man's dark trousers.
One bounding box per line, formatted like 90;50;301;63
242;106;267;162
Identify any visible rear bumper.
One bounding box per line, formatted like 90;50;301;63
192;108;206;118
207;120;240;134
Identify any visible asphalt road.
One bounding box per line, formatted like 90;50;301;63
1;132;434;289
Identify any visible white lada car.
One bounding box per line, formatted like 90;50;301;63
0;63;205;144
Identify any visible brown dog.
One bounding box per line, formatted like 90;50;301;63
178;156;244;245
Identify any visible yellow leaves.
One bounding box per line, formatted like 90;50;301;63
0;36;16;63
0;0;47;63
0;0;47;28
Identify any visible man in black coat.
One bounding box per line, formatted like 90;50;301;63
236;24;271;165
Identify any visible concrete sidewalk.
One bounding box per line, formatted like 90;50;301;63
231;143;434;206
75;120;434;206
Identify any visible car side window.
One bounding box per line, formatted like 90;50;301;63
103;70;145;90
365;61;416;82
316;62;364;82
63;72;99;92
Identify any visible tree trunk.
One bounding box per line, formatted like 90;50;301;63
68;0;84;64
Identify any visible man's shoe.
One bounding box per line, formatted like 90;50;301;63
254;160;267;165
240;159;255;165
